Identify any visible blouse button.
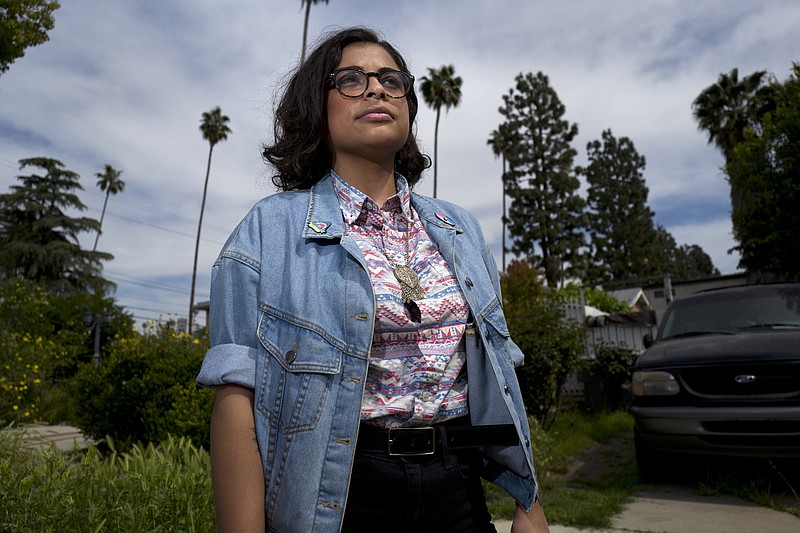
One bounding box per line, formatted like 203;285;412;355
421;391;432;401
465;278;474;288
285;349;297;364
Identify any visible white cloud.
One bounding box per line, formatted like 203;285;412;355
1;0;798;325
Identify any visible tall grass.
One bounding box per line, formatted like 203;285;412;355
0;429;214;532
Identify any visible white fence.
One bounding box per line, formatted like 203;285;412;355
560;298;657;398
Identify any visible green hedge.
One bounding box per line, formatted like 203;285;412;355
73;323;214;451
0;279;133;425
500;261;586;425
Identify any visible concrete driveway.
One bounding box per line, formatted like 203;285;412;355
495;484;800;533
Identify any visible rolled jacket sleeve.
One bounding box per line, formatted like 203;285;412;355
196;242;262;390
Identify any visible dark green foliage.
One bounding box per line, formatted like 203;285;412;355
499;72;586;287
581;130;660;285
583;342;638;412
0;0;59;75
580;130;718;286
692;68;777;166
672;243;720;281
501;260;585;425
0;157;113;293
73;323;214;450
0;278;133;424
727;63;800;280
692;68;779;224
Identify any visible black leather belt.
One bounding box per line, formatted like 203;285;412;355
356;423;519;457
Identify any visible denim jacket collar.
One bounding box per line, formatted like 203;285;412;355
303;173;464;240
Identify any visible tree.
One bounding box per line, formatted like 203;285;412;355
500;260;585;425
0;0;60;76
692;68;777;214
581;129;659;285
673;244;719;280
299;0;329;63
0;157;112;292
726;63;800;280
92;164;125;252
498;72;585;287
487;123;519;271
420;64;463;198
692;68;776;165
189;107;231;332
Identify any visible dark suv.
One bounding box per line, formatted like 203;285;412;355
631;283;800;477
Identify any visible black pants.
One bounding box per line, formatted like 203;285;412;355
341;444;496;533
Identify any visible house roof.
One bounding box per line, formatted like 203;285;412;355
608;287;651;310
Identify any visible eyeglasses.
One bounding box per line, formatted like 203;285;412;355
328;68;414;99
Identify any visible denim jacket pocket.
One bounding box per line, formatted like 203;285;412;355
481;299;524;368
257;311;343;434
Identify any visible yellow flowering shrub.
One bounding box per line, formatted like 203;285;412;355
0;333;65;424
0;278;135;424
73;322;214;450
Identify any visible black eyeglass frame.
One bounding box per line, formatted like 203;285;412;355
327;68;415;99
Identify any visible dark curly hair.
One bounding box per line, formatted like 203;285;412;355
263;27;430;191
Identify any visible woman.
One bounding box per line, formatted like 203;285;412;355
197;27;550;533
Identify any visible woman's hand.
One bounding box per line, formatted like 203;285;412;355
511;500;550;533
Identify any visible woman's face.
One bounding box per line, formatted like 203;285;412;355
326;43;410;166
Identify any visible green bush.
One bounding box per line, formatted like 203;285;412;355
0;278;134;424
0;332;66;424
73;323;214;450
583;342;638;412
501;261;586;426
0;430;215;531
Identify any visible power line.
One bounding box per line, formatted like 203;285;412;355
106;269;209;298
110;275;190;296
80;182;236;237
125;304;189;317
101;210;225;245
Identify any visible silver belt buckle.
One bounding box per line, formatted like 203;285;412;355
387;426;436;456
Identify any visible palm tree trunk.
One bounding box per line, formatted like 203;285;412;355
93;190;110;252
301;1;312;63
189;145;214;334
433;107;441;198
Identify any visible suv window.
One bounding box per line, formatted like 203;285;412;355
660;287;800;341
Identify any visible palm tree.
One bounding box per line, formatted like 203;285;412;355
92;164;125;252
300;0;330;63
189;106;231;333
488;124;517;271
692;68;776;218
420;65;463;198
691;68;774;165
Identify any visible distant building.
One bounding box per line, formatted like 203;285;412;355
608;287;651;312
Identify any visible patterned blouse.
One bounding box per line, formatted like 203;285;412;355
332;172;469;428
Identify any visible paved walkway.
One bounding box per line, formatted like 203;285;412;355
13;424;800;532
495;485;800;533
13;422;94;452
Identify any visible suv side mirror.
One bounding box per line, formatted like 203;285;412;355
643;333;654;349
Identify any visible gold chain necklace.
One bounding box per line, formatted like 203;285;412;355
366;221;425;304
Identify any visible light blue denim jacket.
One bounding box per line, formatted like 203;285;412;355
197;173;539;532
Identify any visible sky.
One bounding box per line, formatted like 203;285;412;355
1;0;799;328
